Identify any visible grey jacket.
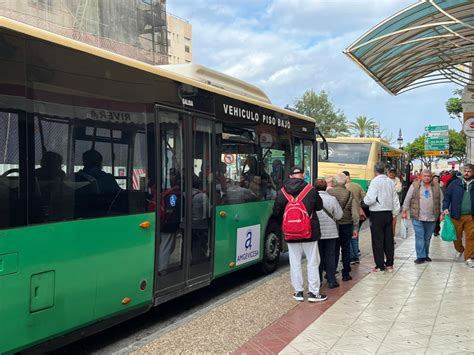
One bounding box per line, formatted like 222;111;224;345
316;191;343;240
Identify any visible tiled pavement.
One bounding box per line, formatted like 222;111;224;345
237;229;474;354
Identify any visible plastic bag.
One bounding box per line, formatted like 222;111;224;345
400;218;408;239
441;215;457;242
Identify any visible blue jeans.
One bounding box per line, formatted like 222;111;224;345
335;224;353;277
350;237;359;260
412;219;436;259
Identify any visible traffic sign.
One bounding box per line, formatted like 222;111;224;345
426;131;449;138
424;150;449;156
425;125;449;132
383;151;402;157
426;137;449;144
463;117;474;138
425;143;449;150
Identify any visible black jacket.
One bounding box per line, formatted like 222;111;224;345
272;178;323;243
443;178;474;219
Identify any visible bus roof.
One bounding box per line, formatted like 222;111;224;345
0;16;315;124
325;137;405;152
158;64;272;104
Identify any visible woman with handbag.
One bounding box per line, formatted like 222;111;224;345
314;179;343;288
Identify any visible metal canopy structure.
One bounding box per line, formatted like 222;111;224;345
345;0;474;95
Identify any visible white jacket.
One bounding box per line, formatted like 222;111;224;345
316;191;343;239
364;174;400;216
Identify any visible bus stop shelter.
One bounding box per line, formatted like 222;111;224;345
344;0;474;163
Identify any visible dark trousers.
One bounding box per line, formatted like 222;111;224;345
434;217;441;235
319;238;338;284
369;211;394;269
335;223;353;277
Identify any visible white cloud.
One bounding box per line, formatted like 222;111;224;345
166;0;461;142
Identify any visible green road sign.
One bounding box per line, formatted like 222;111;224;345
381;146;389;152
425;125;449;132
425;144;449;150
426;137;449;144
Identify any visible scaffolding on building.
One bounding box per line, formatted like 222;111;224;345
0;0;168;65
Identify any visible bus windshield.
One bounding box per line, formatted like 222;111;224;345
325;142;371;165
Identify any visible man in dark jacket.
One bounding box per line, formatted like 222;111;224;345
443;164;474;267
272;166;326;303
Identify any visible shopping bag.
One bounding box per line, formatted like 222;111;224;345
400;218;408;239
441;215;457;242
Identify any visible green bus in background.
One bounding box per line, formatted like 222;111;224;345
0;17;324;353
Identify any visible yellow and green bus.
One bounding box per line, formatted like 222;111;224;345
318;137;407;190
0;17;325;353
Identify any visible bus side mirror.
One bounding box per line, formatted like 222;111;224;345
319;141;329;161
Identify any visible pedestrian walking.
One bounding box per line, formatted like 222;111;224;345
272;166;327;302
364;162;400;272
314;178;343;289
443;164;474;267
342;170;366;264
328;172;359;281
401;169;443;264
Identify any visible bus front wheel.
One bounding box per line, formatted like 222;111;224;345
260;222;281;274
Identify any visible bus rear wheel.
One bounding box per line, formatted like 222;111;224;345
260;223;281;274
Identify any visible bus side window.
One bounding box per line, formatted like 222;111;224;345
0;112;27;229
29;114;151;224
217;124;259;204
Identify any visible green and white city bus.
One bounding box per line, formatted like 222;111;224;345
0;17;324;353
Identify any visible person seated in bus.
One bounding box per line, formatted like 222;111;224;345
34;151;66;222
191;174;210;264
35;151;65;182
216;161;228;204
158;168;182;274
242;156;262;199
76;149;120;195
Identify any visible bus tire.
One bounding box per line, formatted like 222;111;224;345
260;222;281;274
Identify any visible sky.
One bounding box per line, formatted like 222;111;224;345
166;0;461;145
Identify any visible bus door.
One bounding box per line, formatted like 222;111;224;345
294;137;315;183
154;106;214;299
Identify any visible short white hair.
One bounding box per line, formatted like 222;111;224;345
324;175;336;186
335;172;347;186
421;169;432;176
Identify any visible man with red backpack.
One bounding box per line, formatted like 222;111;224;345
272;166;326;302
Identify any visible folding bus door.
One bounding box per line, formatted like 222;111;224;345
154;107;214;299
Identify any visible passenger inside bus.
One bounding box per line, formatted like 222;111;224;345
35;151;65;182
76;149;120;194
158;168;182;274
33;151;68;222
191;174;210;264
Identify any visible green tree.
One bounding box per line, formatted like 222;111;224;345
349;115;376;137
445;88;463;125
404;134;433;168
448;129;466;164
292;90;349;137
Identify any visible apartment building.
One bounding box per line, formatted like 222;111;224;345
166;13;192;65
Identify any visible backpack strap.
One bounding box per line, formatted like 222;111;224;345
296;184;313;202
281;184;313;203
281;187;294;202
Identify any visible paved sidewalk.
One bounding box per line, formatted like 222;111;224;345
278;235;474;354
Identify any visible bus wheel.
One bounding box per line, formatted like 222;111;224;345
260;223;280;274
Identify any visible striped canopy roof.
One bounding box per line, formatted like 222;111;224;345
345;0;474;95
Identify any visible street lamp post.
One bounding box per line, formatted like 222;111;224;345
397;129;404;148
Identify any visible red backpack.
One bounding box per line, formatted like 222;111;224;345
281;185;313;241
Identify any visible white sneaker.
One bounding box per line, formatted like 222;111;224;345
456;252;463;259
465;259;474;268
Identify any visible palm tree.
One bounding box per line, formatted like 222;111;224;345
349;116;376;137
